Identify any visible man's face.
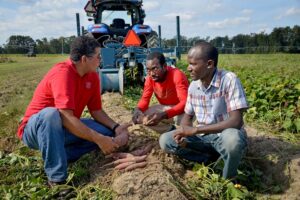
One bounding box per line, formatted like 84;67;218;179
86;47;101;72
187;56;210;81
146;58;166;82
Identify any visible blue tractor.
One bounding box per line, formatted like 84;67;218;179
84;0;175;94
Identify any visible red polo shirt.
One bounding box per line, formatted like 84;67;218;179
137;66;189;118
17;59;101;139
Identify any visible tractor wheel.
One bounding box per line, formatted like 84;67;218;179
146;31;159;48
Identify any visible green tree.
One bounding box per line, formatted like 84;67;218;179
4;35;35;54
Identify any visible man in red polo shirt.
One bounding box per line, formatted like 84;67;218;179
18;36;129;189
132;52;189;133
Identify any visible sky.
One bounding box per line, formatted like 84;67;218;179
0;0;300;45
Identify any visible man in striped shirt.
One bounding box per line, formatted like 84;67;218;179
159;42;248;179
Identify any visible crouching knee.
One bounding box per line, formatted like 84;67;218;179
221;128;247;155
159;131;177;153
40;107;62;127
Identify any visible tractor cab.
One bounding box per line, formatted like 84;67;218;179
83;0;174;95
85;0;156;47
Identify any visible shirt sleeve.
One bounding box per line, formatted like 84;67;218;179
225;74;249;112
165;70;189;118
50;69;76;110
137;77;154;112
87;73;102;111
184;87;195;116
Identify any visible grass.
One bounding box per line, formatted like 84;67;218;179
0;54;114;199
0;53;299;199
0;55;68;153
177;54;300;135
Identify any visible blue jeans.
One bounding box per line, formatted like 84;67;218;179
22;107;114;182
159;128;247;179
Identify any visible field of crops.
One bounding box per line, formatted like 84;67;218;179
0;54;299;199
125;54;300;135
218;54;300;135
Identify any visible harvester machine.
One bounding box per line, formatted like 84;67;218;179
84;0;176;94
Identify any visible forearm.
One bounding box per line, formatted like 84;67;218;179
196;112;243;134
59;110;102;142
165;101;186;119
137;80;153;112
91;110;118;130
180;113;193;126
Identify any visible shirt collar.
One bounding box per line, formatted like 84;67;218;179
210;68;221;88
197;68;220;90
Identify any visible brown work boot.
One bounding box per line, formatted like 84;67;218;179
47;180;75;198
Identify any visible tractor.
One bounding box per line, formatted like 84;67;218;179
84;0;176;94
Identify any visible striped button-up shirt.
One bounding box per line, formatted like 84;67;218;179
185;68;248;125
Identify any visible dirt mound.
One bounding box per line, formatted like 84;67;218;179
87;93;188;199
86;93;300;199
245;126;300;198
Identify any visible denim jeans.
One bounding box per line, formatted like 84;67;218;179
159;128;247;179
22;107;114;182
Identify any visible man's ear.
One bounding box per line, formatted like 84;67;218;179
207;59;214;69
81;55;87;63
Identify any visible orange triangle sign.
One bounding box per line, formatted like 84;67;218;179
123;30;141;46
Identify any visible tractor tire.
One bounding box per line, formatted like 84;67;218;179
146;31;159;48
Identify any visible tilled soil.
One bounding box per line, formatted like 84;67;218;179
85;93;300;200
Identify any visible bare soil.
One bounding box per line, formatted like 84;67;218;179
85;93;300;200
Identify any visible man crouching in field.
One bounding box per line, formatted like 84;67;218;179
159;42;248;180
17;36;129;191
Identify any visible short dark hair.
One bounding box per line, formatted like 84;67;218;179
70;36;101;62
146;52;166;67
189;41;219;67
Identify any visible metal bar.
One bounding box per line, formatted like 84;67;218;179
81;26;85;36
76;13;81;36
158;25;162;48
176;16;181;60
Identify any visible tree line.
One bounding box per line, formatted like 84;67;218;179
164;25;300;54
0;36;76;55
1;25;299;54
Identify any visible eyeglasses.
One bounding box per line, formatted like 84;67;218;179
87;53;101;60
146;66;161;73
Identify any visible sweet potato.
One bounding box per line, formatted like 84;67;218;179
114;161;135;170
131;144;153;156
111;152;134;160
124;161;147;171
113;155;147;165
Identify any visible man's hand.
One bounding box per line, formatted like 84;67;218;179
144;111;167;126
115;123;131;136
132;108;144;124
94;135;119;155
114;123;131;147
173;125;197;144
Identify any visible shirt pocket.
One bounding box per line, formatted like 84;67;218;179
212;96;226;115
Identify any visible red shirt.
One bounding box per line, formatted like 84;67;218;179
17;59;101;139
137;66;189;118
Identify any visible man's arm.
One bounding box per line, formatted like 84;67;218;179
91;109;130;138
133;77;154;124
146;71;189;125
180;113;194;126
173;110;244;143
90;109;118;130
59;109;119;154
164;71;189;118
136;77;153;112
196;110;243;133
